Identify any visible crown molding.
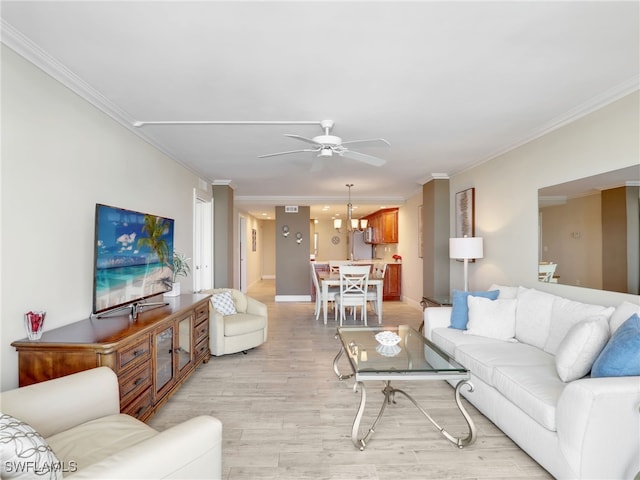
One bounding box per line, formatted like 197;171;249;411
234;195;406;206
458;77;640;178
1;20;137;128
0;19;207;179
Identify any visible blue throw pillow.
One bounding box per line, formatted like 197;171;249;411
591;314;640;377
449;289;500;330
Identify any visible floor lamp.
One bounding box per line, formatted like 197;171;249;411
449;236;484;292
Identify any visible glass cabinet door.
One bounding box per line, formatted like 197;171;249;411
155;325;174;393
177;315;192;372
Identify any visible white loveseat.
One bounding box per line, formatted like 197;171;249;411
423;285;640;480
0;367;222;479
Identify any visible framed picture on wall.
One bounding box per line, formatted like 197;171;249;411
455;188;475;238
252;228;257;252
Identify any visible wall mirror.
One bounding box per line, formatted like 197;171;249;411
538;165;639;294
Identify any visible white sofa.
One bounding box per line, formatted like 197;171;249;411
203;288;268;356
423;285;640;480
0;367;222;479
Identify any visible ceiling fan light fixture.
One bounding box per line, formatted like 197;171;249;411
318;147;333;157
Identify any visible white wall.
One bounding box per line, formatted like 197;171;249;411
449;91;640;307
1;47;206;389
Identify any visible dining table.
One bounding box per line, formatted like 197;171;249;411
317;271;384;325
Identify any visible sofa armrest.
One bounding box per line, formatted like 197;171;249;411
0;367;120;438
68;415;223;480
246;296;268;319
208;305;226;354
422;306;453;341
557;376;640;479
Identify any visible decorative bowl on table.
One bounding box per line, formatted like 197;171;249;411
375;331;401;346
375;344;401;357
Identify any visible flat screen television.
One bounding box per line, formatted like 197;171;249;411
93;203;175;315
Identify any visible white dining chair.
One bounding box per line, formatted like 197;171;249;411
329;260;349;273
366;262;386;315
334;265;370;326
311;264;338;321
538;262;557;282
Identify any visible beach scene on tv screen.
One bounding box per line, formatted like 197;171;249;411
95;205;174;312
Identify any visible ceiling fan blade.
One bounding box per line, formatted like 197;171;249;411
284;134;323;147
339;149;387;167
258;148;318;158
340;138;391;148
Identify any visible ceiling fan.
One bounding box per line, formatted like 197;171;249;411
258;120;390;169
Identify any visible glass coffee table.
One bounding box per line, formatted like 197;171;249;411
333;325;476;450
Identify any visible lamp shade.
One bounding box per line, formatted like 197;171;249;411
450;237;484;259
333;218;342;230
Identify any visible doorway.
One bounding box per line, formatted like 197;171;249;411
239;215;247;292
193;190;213;292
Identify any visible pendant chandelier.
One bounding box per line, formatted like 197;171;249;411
334;184;368;233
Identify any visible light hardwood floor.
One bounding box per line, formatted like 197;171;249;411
148;280;552;480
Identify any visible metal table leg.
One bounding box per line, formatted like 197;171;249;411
347;379;477;450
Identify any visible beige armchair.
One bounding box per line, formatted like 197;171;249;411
0;367;222;479
203;288;268;356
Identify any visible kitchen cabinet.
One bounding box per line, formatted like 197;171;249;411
364;208;398;244
383;263;402;300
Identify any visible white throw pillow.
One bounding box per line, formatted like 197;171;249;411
555;316;610;382
609;301;640;334
515;287;555;348
0;413;63;479
465;296;517;341
211;291;237;316
544;297;615;355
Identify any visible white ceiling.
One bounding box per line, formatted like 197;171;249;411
2;1;638;220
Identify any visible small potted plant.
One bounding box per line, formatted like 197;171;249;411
165;251;191;297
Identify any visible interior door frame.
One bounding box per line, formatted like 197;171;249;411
238;214;247;293
193;189;213;292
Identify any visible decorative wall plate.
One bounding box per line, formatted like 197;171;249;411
331;235;340;245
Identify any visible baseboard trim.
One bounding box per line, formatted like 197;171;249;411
275;295;311;302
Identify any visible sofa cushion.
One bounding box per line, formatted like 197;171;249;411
466;296;517;341
0;413;63;480
609;301;640;334
211;291;237;316
555;316;610;382
544;297;614;355
515;287;555;349
493;364;566;431
488;284;519;299
46;414;156;472
223;313;267;337
431;327;503;358
592;314;640;378
449;289;499;330
455;342;554;387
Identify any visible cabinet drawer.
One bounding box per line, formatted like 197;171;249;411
122;386;153;421
119;362;152;408
195;338;209;360
195;304;208;326
117;335;151;372
194;319;209;345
